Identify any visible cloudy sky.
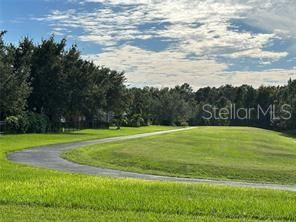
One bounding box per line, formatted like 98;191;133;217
1;0;296;88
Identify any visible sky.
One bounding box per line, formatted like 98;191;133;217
1;0;296;89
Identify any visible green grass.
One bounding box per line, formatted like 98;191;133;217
0;126;296;221
65;127;296;185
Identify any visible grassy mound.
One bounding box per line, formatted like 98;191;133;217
65;127;296;184
1;126;296;221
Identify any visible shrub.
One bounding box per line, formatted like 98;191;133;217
180;121;189;127
145;119;152;126
5;116;20;133
5;115;29;133
176;121;189;127
128;114;145;127
18;115;30;133
27;112;49;133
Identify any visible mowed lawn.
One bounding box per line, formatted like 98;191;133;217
65;127;296;184
0;126;295;221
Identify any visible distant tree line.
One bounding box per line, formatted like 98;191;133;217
1;32;296;132
127;82;296;130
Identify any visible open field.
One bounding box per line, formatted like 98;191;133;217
65;127;296;184
1;126;296;221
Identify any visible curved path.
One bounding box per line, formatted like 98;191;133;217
8;127;296;192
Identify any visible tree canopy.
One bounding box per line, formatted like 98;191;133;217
1;33;296;132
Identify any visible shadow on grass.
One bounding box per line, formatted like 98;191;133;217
279;130;296;139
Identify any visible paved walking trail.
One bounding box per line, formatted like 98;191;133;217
8;127;296;192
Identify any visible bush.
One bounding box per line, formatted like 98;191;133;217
27;112;49;133
5;116;20;133
180;121;189;127
128;114;145;127
5;113;49;133
176;121;189;127
145;119;152;126
18;115;30;133
5;115;29;133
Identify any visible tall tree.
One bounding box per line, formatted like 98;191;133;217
0;32;32;119
28;36;67;126
105;69;127;128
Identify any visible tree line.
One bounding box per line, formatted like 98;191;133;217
126;82;296;130
1;32;296;132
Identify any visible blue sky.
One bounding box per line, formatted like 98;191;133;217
1;0;296;88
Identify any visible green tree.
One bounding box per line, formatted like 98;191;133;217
105;69;127;129
0;32;32;119
28;36;67;128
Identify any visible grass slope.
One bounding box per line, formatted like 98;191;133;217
0;126;296;221
65;127;296;184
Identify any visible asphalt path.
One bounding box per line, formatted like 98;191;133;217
8;127;296;192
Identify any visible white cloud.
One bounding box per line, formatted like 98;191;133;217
228;48;288;61
227;69;296;88
38;0;288;60
242;0;296;37
83;45;228;88
83;45;295;89
35;0;294;88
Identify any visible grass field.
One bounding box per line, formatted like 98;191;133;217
65;127;296;184
1;126;296;221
